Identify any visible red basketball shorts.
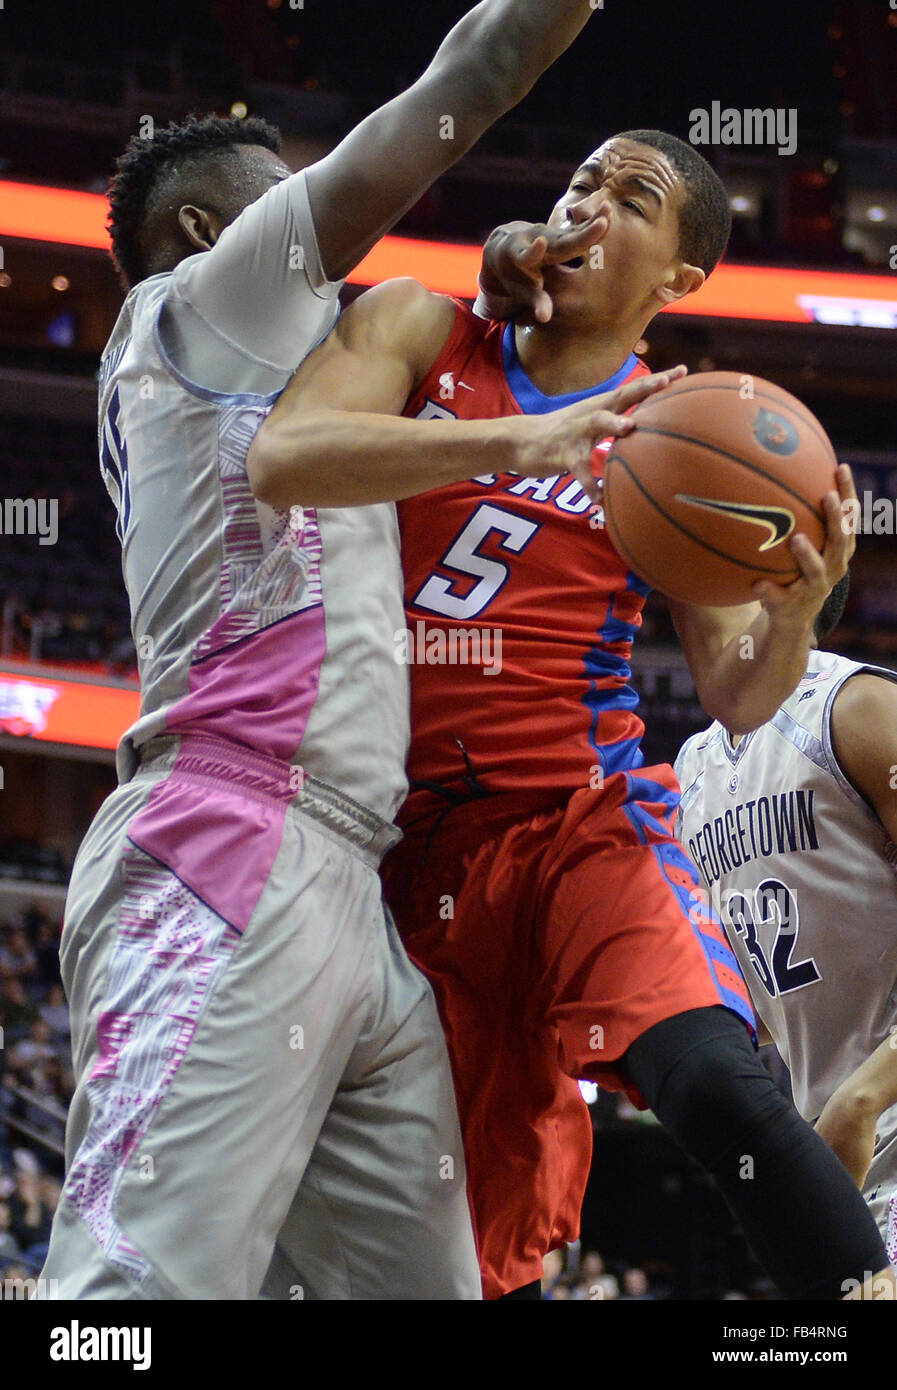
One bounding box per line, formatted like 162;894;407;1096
381;765;756;1299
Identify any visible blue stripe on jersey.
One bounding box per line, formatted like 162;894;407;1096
100;386;130;542
583;680;640;714
582;593;644;777
622;774;681;844
602;735;645;777
626;569;652;597
652;840;757;1035
583;645;633;679
626;773;681;812
582;654;643;778
599;611;641;646
501;322;638;415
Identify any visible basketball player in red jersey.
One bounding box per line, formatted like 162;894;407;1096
248;131;894;1301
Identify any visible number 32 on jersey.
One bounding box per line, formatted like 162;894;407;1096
724;878;821;998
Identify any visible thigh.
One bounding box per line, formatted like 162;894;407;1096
262;909;481;1301
45;792;382;1299
537;769;756;1094
384;818;591;1300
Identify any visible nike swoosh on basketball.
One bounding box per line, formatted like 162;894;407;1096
675;495;795;551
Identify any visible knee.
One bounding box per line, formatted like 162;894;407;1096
622;1007;794;1163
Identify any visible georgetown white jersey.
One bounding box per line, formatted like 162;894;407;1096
676;651;897;1254
97;168;409;821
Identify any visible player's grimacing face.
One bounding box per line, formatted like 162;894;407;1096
543;139;688;324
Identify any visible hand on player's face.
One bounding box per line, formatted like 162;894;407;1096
477;216;609;324
542;141;688;324
512;365;688;505
752;464;857;626
478;142;684;327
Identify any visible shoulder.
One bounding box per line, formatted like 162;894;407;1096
831;669;897;734
336;279;457;366
343;278;454;330
111;271;169;334
830;668;897;805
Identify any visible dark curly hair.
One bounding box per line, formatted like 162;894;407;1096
107;113;282;289
815;570;851;644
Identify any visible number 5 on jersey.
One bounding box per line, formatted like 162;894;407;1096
412;502;539;620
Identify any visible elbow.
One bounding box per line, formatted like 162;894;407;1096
712;705;770;738
465;55;531;120
247;427;286;509
695;683;774;737
430;34;534;127
826;1083;879;1122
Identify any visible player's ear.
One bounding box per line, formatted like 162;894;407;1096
178;205;221;254
655;262;704;306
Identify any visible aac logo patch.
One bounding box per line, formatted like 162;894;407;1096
753;407;799;456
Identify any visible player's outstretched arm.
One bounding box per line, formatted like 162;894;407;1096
247;280;686;509
307;1;596;281
670;465;857;733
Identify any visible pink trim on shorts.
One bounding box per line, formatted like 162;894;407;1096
128;732;301;934
65;847;240;1285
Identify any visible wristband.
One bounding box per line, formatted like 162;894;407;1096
473;279;520;322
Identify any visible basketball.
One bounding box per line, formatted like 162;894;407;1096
602;371;840;606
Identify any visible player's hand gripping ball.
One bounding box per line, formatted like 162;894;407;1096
602;371;840;606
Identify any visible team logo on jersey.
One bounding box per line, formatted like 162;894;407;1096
675;495;795;550
438;373;475;401
727;773;738;794
799;663;838;686
752;407;799;456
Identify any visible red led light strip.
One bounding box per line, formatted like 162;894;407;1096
2;180;896;325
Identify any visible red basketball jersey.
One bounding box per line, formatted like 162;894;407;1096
398;300;653;826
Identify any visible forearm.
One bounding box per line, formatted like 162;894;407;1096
306;4;594;282
698;608;815;734
249;409;519;509
431;1;595;123
828;1034;897;1120
815;1034;897;1189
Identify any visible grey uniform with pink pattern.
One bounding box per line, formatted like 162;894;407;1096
38;171;479;1300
